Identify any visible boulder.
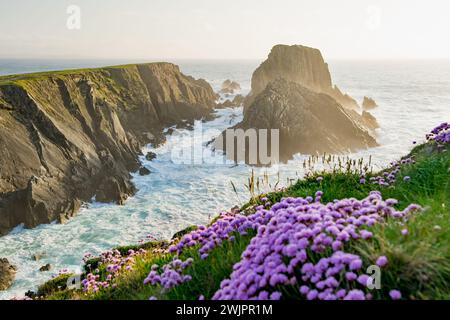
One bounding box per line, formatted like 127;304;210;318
0;258;17;290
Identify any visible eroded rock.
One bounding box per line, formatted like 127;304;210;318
0;258;17;290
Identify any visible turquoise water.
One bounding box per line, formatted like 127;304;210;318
0;59;449;299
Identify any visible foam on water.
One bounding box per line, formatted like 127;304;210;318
0;60;449;299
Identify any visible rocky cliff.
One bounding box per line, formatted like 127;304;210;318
246;44;359;111
224;79;378;161
0;63;216;235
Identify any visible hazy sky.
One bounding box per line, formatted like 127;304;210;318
1;0;450;60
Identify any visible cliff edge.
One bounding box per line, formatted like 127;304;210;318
0;63;216;235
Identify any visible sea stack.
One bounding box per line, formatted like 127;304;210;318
245;44;359;111
217;44;379;162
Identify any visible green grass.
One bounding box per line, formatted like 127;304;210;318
0;62;170;86
42;142;450;300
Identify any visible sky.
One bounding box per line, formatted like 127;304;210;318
1;0;450;60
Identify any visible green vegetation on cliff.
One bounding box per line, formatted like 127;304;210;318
37;135;450;300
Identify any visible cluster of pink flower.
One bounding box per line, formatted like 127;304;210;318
212;192;421;300
366;157;415;187
82;248;146;293
426;122;449;145
144;258;194;290
168;208;274;259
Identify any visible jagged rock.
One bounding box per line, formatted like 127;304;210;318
219;80;241;94
0;258;17;290
245;44;360;111
362;96;378;110
217;79;378;162
145;151;157;161
39;264;51;272
0;62;216;235
362;111;380;129
139;167;151;176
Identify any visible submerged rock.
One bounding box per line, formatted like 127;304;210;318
0;258;17;290
145;151;157;161
362;96;378;110
139;167;151;176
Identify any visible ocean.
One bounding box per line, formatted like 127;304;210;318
0;59;449;299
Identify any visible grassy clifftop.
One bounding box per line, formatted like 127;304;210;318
35;124;450;301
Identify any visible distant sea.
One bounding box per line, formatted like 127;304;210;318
0;58;449;299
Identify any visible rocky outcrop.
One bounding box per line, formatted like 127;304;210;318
217;79;378;162
0;258;16;290
362;96;378;110
245;44;359;111
0;63;216;235
216;94;245;109
362;111;380;130
220;80;241;94
139;167;151;176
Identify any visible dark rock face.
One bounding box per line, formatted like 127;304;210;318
0;62;216;235
221;79;378;161
245;44;359;111
0;258;16;290
362;96;378;110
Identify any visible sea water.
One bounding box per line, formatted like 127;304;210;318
0;59;449;299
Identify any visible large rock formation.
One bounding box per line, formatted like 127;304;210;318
219;79;377;162
245;44;359;111
0;258;16;290
0;63;216;235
